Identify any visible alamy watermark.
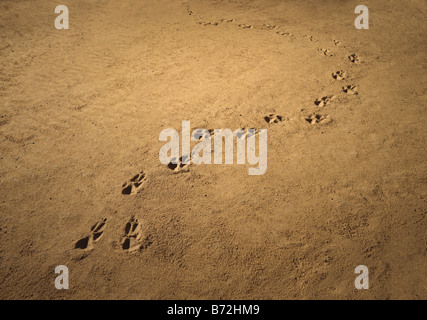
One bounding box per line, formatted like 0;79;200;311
159;121;267;175
354;265;369;289
54;5;369;31
54;265;69;289
355;5;369;30
55;5;69;30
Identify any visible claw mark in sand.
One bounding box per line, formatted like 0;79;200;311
75;218;107;251
122;171;147;195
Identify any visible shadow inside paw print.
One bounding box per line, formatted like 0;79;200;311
343;85;358;95
75;218;107;251
120;217;152;253
314;95;337;107
122;171;147;195
349;54;361;64
305;113;332;125
264;113;283;124
332;70;347;80
168;155;191;173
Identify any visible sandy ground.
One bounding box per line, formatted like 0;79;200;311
0;0;426;299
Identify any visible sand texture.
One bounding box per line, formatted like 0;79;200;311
0;0;426;299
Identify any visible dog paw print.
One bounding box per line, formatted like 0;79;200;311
348;54;361;64
186;6;194;15
263;24;277;30
238;24;253;29
230;128;259;140
332;70;347;80
318;48;334;56
276;31;293;37
198;21;219;26
314;95;337;107
305;113;332;125
75;218;107;251
168;155;191;173
193;128;214;141
264;113;283;124
343;85;358;95
122;171;147;195
120;217;151;253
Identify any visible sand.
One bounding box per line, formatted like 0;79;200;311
0;0;426;299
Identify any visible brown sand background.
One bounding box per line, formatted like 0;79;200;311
0;0;426;299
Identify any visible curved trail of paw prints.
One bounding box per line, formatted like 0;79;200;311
165;3;366;163
73;5;364;260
